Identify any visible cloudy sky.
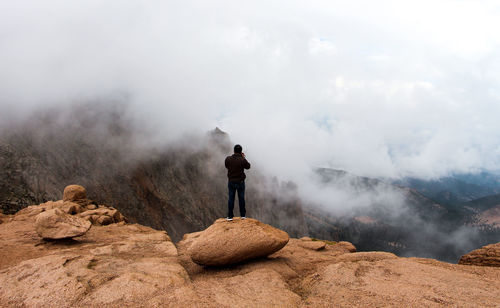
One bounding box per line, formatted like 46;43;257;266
1;0;500;180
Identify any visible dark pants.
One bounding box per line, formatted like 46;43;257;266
228;181;246;218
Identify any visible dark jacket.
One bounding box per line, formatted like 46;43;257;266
225;153;251;182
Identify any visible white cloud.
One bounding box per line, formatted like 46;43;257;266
308;38;336;55
1;0;500;185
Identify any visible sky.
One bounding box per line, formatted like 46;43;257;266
1;0;500;181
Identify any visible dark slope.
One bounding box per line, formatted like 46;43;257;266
394;174;500;205
0;103;308;241
305;168;497;262
466;193;500;212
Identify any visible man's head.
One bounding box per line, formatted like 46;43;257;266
234;144;243;154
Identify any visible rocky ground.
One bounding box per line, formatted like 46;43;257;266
1;189;499;307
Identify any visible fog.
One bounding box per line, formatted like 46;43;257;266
2;1;500;261
2;1;500;188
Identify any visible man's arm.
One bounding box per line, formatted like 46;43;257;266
224;157;229;169
243;159;251;170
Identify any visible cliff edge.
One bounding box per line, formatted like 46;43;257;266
0;187;499;307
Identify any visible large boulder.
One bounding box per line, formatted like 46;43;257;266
187;218;289;266
459;243;500;267
63;185;87;202
35;208;91;240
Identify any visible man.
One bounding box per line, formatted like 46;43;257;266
224;144;251;221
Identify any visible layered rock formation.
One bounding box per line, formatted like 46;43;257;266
1;202;500;307
459;242;500;267
187;217;289;266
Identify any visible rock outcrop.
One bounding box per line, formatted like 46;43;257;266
459;242;500;267
1;199;500;307
187;217;289;266
298;237;327;251
77;207;126;226
15;185;127;240
35;208;91;240
0;222;192;307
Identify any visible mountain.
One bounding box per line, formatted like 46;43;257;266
466;193;500;212
1;103;498;262
0;103;308;241
304;168;500;262
393;172;500;205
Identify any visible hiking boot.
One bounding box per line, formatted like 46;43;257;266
226;217;233;221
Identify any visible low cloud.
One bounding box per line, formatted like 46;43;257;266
1;0;500;186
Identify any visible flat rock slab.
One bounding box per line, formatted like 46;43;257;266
298;240;326;251
35;208;91;240
188;218;289;266
459;242;500;267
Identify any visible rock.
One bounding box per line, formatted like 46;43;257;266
3;208;500;307
0;223;194;307
337;241;357;253
298;239;326;251
58;201;83;214
300;241;326;251
78;207;126;226
334;251;398;263
304;255;500;307
86;204;97;210
459;243;500;267
63;185;87;202
41;200;84;215
35;208;91;240
187;218;289;266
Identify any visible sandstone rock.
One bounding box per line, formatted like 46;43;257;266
338;241;357;253
187;218;289;266
304;255;500;307
459;242;500;267
63;185;87;202
59;201;83;214
14;201;84;220
78;207;126;226
3;208;500;307
0;223;194;307
86;203;97;210
298;239;326;251
334;251;398;263
35;208;91;240
41;200;84;214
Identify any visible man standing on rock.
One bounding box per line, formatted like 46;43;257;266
225;144;251;221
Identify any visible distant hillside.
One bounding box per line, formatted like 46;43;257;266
466;193;500;212
394;173;500;205
305;168;500;262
